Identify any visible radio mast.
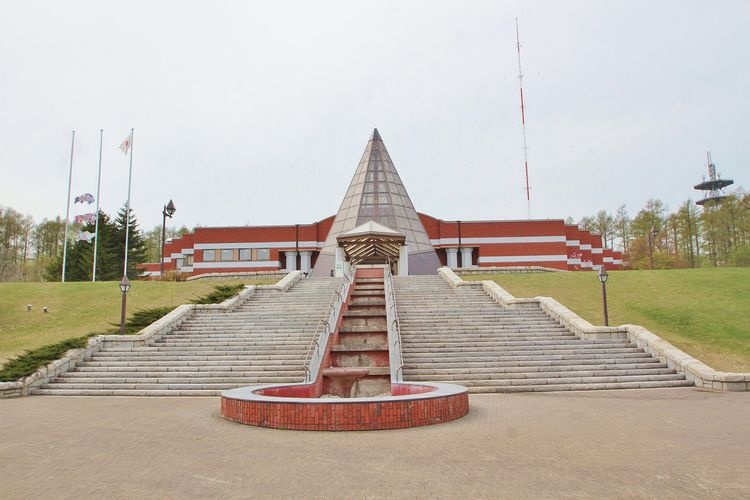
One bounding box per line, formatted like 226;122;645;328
515;18;531;219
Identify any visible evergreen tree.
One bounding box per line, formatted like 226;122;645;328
106;205;148;279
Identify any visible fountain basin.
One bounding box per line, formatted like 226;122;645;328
221;382;469;431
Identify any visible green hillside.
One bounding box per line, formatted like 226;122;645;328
0;279;274;365
464;268;750;372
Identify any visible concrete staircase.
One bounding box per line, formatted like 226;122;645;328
33;278;343;396
393;275;692;393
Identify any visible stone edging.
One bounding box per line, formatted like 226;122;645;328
0;272;305;398
455;266;562;275
438;267;750;392
187;271;287;281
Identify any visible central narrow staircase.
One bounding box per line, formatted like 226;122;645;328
394;275;692;393
322;269;391;397
33;278;342;396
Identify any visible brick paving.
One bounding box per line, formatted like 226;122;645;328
1;388;748;499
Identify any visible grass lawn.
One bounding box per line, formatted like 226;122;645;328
0;278;276;366
464;268;750;372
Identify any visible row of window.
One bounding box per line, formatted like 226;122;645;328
202;248;271;262
174;255;193;268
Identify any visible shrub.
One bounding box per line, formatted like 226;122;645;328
190;283;245;304
0;335;91;382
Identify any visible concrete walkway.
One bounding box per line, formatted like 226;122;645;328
1;388;748;499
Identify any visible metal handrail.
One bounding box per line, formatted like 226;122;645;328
383;263;405;382
300;272;352;383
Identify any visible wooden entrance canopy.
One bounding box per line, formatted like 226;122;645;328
336;220;406;266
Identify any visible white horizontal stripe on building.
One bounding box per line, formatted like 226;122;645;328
567;258;582;265
580;244;592;250
432;236;565;246
194;241;323;250
170;252;184;259
603;257;614;263
181;248;194;255
591;248;603;254
193;261;282;269
430;238;459;246
478;254;568;263
163;257;172;263
179;266;194;273
613;259;623;265
566;240;580;247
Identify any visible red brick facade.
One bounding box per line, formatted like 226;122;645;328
148;213;621;278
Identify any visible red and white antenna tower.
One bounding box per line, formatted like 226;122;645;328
515;18;531;219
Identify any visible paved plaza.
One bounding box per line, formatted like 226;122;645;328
1;388;748;499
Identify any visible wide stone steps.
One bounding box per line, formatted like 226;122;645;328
143;341;310;348
401;339;626;349
467;379;693;393
31;388;225;396
92;347;307;363
404;353;659;373
73;366;302;374
405;367;679;381
34;277;342;396
393;275;691;393
405;360;667;374
82;360;301;367
47;375;301;385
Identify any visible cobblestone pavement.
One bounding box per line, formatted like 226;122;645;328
1;388;748;499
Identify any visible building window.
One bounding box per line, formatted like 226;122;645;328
255;248;270;261
184;255;194;266
221;249;234;261
203;249;216;262
175;258;184;268
239;249;252;261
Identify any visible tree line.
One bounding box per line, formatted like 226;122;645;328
0;204;188;282
575;188;749;269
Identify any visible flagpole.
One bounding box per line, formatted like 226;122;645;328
123;128;134;278
62;130;75;283
92;129;103;282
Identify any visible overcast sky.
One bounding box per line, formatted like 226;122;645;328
1;1;748;232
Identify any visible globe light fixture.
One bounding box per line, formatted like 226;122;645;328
160;199;177;279
119;276;131;334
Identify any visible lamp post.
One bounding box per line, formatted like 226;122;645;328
119;276;131;334
160;199;176;279
647;225;658;270
597;265;609;326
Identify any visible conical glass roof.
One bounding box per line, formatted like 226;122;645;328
313;129;440;275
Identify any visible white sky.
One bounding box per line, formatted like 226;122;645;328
1;1;748;232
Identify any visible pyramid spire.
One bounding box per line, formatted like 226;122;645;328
312;130;440;276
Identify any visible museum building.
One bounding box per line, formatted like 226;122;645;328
149;130;622;278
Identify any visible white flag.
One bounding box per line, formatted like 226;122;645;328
119;133;132;155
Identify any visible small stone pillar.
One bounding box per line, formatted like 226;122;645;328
446;248;459;269
398;245;409;276
460;247;473;268
285;251;298;272
299;251;312;274
334;247;346;277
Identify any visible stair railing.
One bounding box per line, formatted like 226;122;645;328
301;271;353;383
383;263;404;382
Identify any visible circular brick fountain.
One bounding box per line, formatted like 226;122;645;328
221;381;469;431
